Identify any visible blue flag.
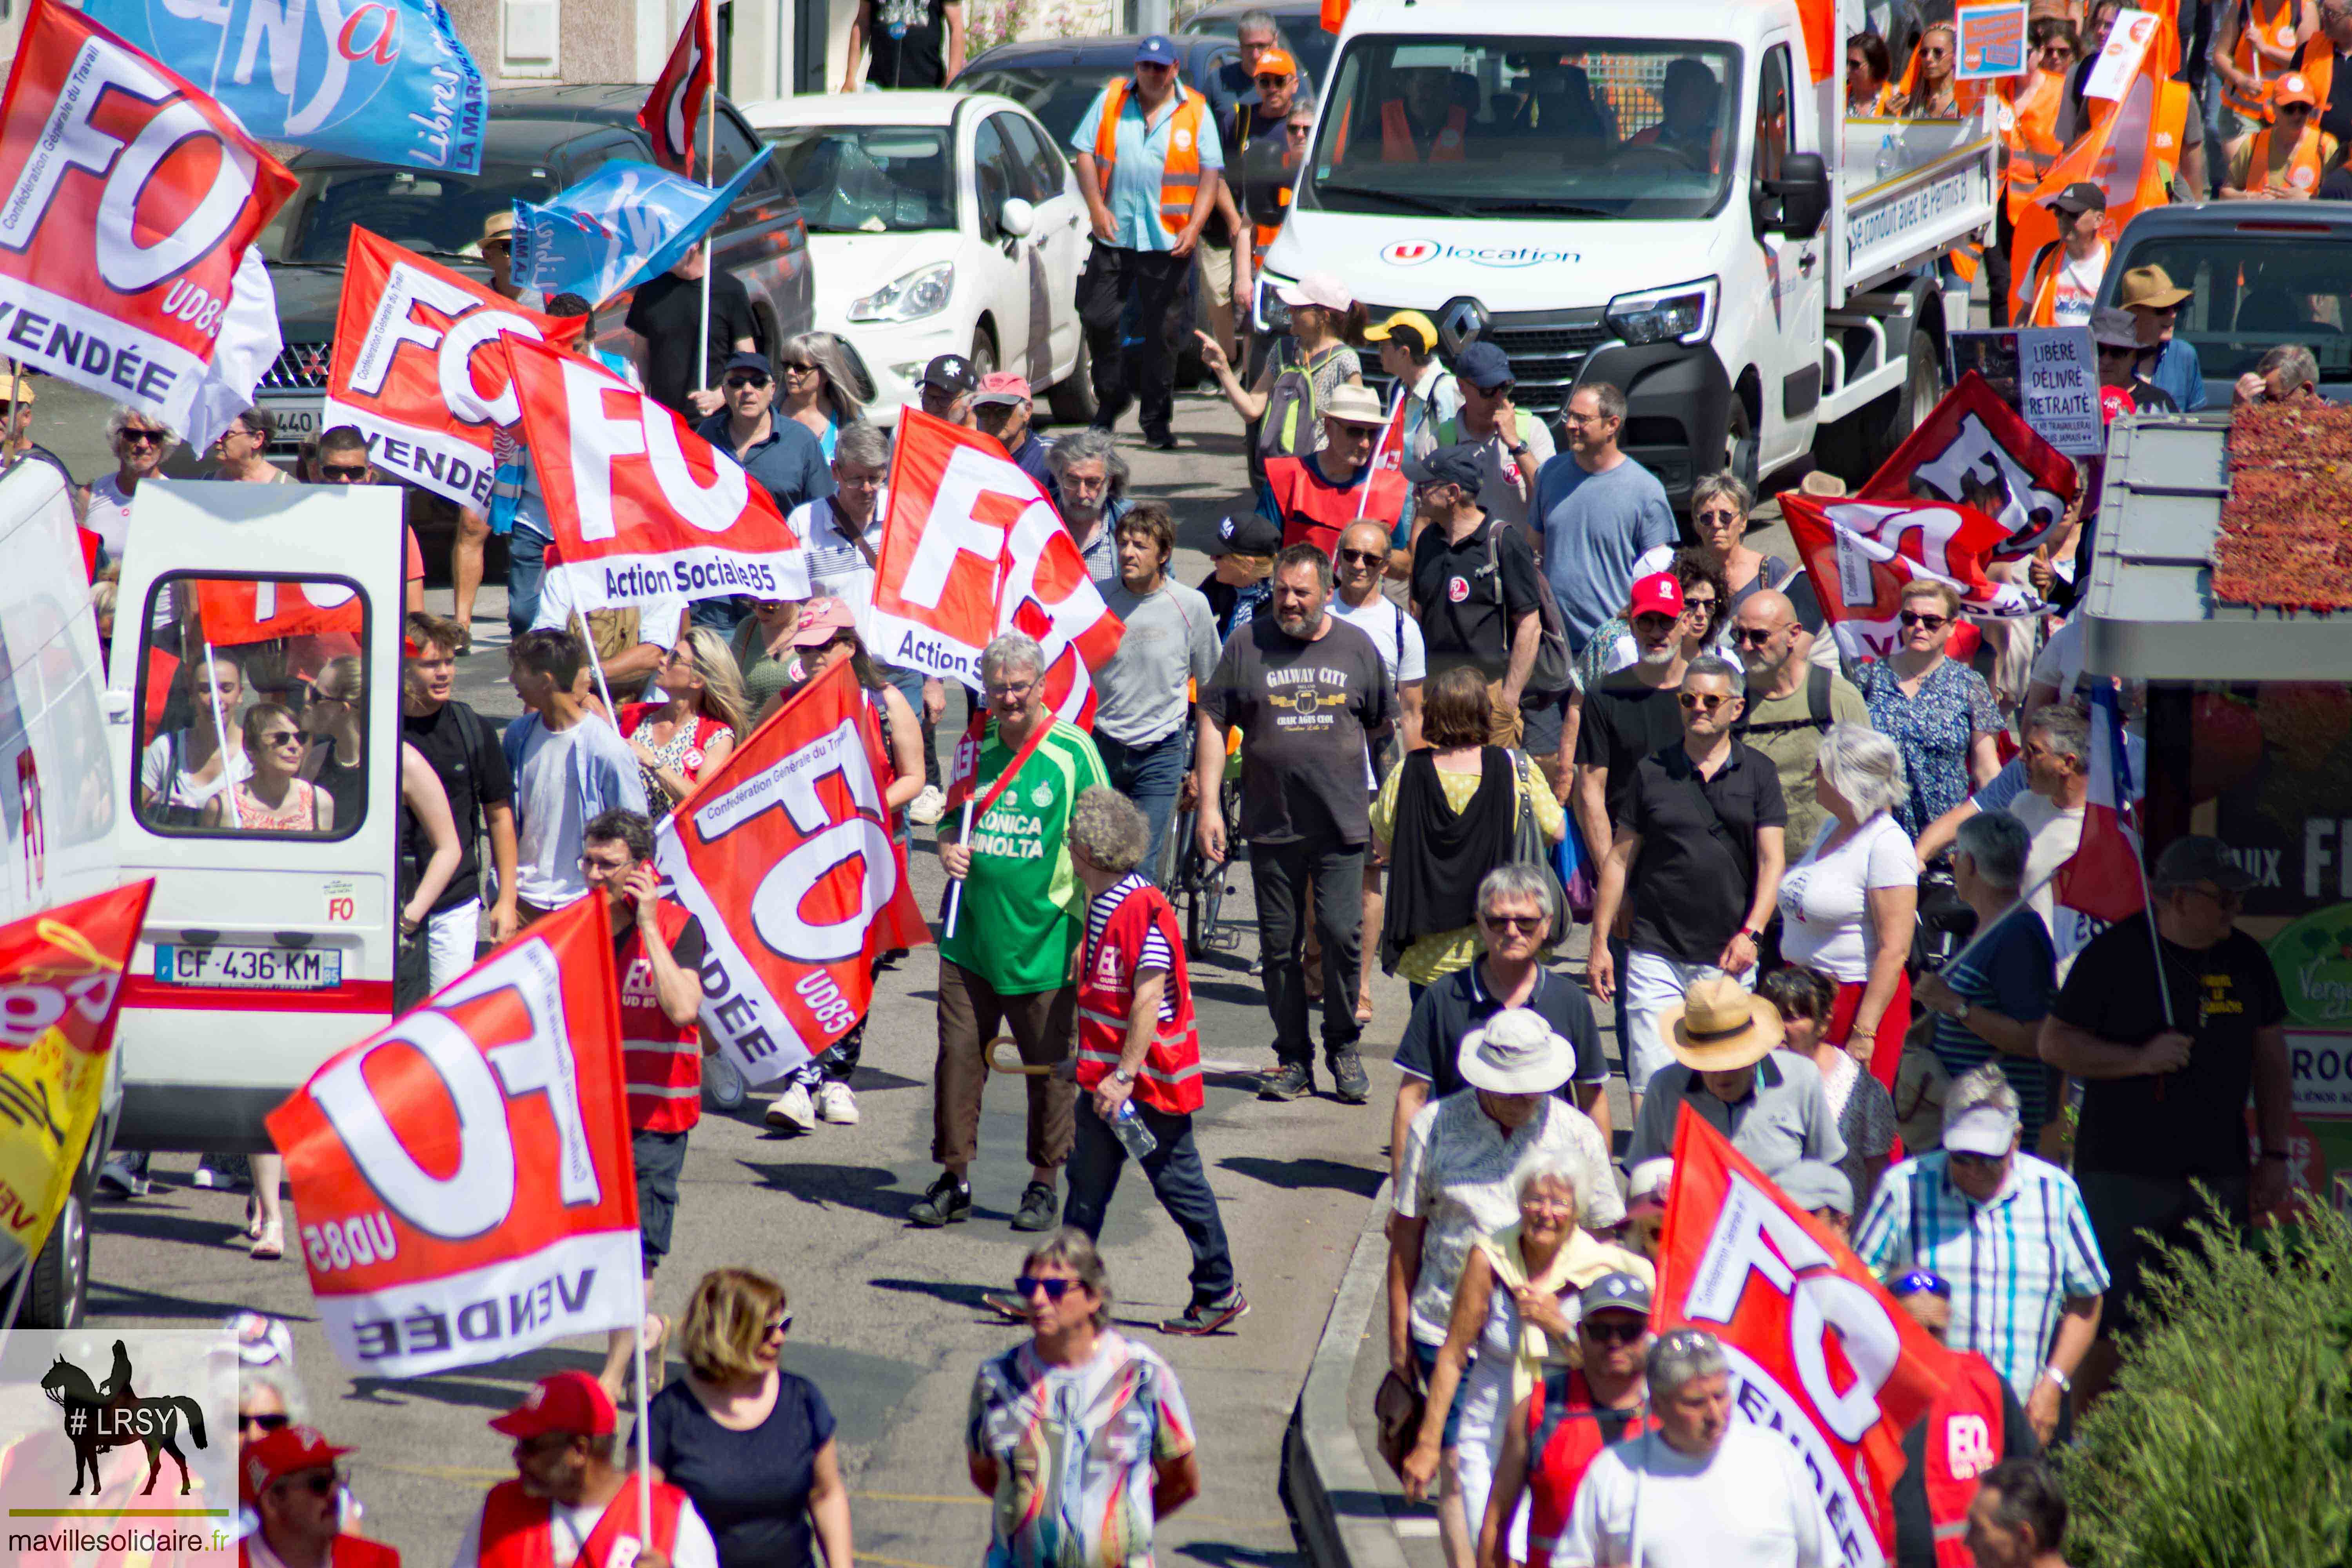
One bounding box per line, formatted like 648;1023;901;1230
510;150;772;308
82;0;488;174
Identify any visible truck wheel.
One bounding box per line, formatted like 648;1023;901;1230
1872;327;1944;471
1044;338;1097;426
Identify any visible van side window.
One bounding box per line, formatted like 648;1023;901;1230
134;573;369;840
1757;45;1791;185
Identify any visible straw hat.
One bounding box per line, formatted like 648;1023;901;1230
1658;975;1783;1072
1798;470;1848;497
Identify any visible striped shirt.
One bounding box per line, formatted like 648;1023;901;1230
1854;1151;2109;1402
1085;874;1176;1021
791;494;890;616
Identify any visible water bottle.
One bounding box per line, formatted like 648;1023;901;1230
1111;1098;1158;1160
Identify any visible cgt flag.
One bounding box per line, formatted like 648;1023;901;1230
325;228;586;509
655;659;929;1087
1781;489;2046;665
1656;1109;1957;1566
0;0;296;450
640;0;718;176
505;335;812;612
266;896;643;1379
1862;372;2080;559
0;880;152;1287
869;408;1123;726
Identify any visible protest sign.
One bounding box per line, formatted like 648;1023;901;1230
1956;2;2029;77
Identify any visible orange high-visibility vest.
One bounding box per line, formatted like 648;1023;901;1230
1380;99;1466;161
1093;77;1210;238
2241;120;2336;193
2226;0;2306;116
2004;71;2066;220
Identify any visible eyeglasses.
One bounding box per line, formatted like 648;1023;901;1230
261;730;309;748
484;239;511;254
2096;344;2137;359
1677;691;1731;711
120;428;164;446
2184;882;2245;912
725;374;771;390
985;679;1037;700
836;470;884;488
2280;103;2315;115
1481;913;1546;933
781;361;820;376
1254;73;1292;87
578;855;635;874
1681;599;1716;619
1887;1269;1952;1301
1631;613;1680;635
240;1411;291;1435
1730;625;1780;646
1580;1316;1647;1345
1898;610;1949;630
1693;508;1742;526
1338;547;1385;565
1014;1274;1076;1300
321;463;370;481
1946;1149;2005;1170
275;1470;344;1499
764;1313;793;1337
1286;122;1313;137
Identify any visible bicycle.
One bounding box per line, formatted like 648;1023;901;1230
1170;737;1247;962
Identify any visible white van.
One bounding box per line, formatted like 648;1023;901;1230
103;481;407;1164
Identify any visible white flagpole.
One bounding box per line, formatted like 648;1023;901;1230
942;798;975;938
1354;387;1404;522
200;638;243;829
568;564;619;719
633;1308;654;1532
695;31;719;405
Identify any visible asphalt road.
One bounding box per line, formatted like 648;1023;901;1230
75;377;1779;1568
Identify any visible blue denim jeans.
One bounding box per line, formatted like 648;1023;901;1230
1063;1097;1235;1304
1093;728;1189;885
506;528;548;638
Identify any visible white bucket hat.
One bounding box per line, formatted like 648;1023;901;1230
1457;1007;1575;1096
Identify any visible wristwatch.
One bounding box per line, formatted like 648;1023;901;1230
1109;1069;1136;1086
1508;441;1531;456
2039;1364;2071;1394
1948;1001;1972;1026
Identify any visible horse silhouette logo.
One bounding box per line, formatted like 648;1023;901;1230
38;1339;208;1495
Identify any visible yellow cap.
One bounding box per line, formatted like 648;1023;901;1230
1365;309;1440;353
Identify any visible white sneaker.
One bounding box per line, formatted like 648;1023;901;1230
815;1081;860;1125
764;1083;816;1134
909;784;948;826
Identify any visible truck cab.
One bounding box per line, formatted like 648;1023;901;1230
1264;0;1996;501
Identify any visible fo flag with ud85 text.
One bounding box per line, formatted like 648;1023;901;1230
0;881;151;1285
323;228;585;510
505;334;812;612
868;408;1123;724
0;0;295;448
1656;1110;1956;1566
656;659;929;1087
266;896;642;1379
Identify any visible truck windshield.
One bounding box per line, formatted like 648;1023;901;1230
265;163;565;267
2114;233;2352;389
1299;36;1742;220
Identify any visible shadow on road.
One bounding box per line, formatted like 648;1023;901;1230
1218;1155;1385;1198
868;1275;1001;1313
738;1160;914;1220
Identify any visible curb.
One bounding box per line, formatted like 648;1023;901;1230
1282;1178;1440;1568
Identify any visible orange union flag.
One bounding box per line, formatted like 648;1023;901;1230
655;658;929;1087
266;896;641;1378
1654;1110;1956;1564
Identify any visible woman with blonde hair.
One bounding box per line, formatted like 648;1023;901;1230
776;332;866;459
621;628;749;807
1897;23;1963;117
645;1267;853;1568
206;703;332;833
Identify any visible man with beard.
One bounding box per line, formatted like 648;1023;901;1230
1730;588;1867;853
1045;427;1129;584
1197;545;1393;1104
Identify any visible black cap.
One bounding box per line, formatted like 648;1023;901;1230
922;354;978;394
723;350;773;380
1210;513;1282;557
1403;442;1486;492
2151;834;2257;894
2049;181;2106;215
1579;1272;1653;1318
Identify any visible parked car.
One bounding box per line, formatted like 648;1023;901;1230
252;85;814;558
741;90;1093;425
1180;0;1336;91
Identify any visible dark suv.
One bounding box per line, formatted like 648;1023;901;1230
254;84;814;466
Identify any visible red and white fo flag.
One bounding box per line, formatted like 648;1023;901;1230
0;0;296;449
869;409;1124;726
1780;491;2045;666
505;334;811;611
1656;1109;1958;1566
640;0;717;176
265;897;644;1379
1861;372;2081;560
655;659;930;1086
325;229;587;510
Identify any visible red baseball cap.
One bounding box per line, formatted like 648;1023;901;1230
788;595;858;649
1628;572;1685;621
242;1424;350;1499
490;1370;616;1441
971;371;1032;406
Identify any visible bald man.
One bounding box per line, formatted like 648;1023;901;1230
1731;588;1869;851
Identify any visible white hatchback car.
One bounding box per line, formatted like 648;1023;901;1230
739;90;1094;426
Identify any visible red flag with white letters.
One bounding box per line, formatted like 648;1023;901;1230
869;408;1123;726
265;896;642;1379
504;334;811;610
0;0;296;447
191;580;364;645
639;0;717;176
1862;373;2081;559
1780;490;2046;666
653;658;929;1087
323;229;586;510
1655;1111;1956;1563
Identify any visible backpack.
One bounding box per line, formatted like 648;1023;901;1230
1733;666;1834;739
1481;519;1574;697
1257;341;1350;461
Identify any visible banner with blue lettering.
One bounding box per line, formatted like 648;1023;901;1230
510;150;773;307
81;0;488;175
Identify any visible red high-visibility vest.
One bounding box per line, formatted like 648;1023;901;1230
1525;1366;1655;1568
1076;879;1202;1114
617;900;702;1133
475;1477;687;1568
1920;1354;2013;1568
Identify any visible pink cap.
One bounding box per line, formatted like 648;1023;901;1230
1274;272;1353;314
788;596;858;648
972;371;1031;406
1627;572;1685;621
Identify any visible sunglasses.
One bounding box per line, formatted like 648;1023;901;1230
1946;1148;2005;1169
1693;508;1742;526
1014;1274;1078;1300
2280;102;2314;114
261;730;310;748
1898;610;1949;630
275;1470;343;1498
725;374;771;390
1580;1317;1646;1345
240;1411;291;1435
120;429;165;446
764;1313;793;1337
321;463;370;481
1681;599;1716;618
1730;625;1779;645
484;239;512;254
1677;691;1731;711
2096;344;2137;359
1481;913;1545;933
1338;547;1385;565
782;361;820;374
1254;73;1292;87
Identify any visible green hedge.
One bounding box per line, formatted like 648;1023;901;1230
2064;1197;2352;1568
